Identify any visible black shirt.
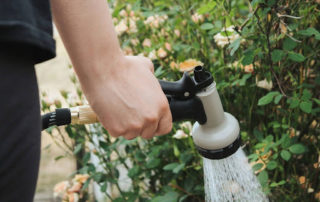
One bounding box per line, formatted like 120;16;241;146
0;0;56;64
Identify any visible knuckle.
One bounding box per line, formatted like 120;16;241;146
164;122;173;133
145;114;158;124
158;121;172;135
112;127;126;137
159;101;169;112
129;121;142;132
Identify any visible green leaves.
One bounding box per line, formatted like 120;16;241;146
289;144;306;154
197;2;216;14
151;191;180;202
280;150;291;161
267;161;278;170
283;38;297;51
200;23;214;30
258;91;280;106
228;38;241;56
298;27;320;40
270;180;286;187
146;158;161;169
288;52;305;62
241;50;255;66
73;144;82;154
288;97;300;109
163;162;185;174
258;170;269;186
299;101;312;113
163;162;179;171
271;49;284;62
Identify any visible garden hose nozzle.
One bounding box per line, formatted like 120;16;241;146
41;66;240;159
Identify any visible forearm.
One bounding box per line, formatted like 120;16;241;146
50;0;172;139
50;0;123;89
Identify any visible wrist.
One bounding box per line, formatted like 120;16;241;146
76;51;126;98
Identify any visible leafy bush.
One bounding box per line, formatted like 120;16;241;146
42;0;320;201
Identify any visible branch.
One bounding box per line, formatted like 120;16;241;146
238;5;260;33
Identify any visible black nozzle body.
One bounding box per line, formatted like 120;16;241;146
167;96;207;124
195;135;241;160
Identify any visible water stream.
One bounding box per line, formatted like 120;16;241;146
203;148;268;202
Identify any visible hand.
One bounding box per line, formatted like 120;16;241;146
82;55;172;140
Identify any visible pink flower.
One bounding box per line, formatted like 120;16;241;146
164;42;172;51
170;61;178;70
191;13;204;23
74;174;89;184
68;182;82;193
142;38;152;47
157;48;167;58
53;181;70;198
174;29;180;37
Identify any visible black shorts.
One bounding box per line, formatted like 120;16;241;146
0;44;41;202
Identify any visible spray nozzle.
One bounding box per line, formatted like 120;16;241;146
159;66;213;100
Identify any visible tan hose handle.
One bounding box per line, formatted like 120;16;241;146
70;105;98;125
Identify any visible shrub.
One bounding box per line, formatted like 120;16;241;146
43;0;320;201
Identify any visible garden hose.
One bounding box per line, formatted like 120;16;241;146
41;66;241;160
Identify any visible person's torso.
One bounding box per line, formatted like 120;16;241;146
0;0;56;64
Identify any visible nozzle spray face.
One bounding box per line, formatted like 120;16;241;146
192;82;241;160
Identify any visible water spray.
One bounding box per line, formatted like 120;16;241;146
42;66;241;160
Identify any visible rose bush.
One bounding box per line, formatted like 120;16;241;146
42;0;320;201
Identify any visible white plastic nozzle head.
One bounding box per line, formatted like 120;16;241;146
192;82;241;159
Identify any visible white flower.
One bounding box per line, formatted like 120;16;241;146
67;192;79;202
123;46;133;55
173;129;189;139
144;15;167;28
191;13;204;23
148;50;157;60
180;121;192;133
214;26;241;48
128;18;137;33
119;10;128;17
130;38;139;46
256;78;273;90
115;20;128;35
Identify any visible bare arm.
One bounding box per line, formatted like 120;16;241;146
50;0;172;139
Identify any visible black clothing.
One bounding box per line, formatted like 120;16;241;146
0;1;55;201
0;46;41;202
0;0;56;64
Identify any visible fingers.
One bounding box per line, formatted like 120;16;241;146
155;102;173;136
139;56;154;73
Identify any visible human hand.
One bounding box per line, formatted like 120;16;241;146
81;55;172;140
